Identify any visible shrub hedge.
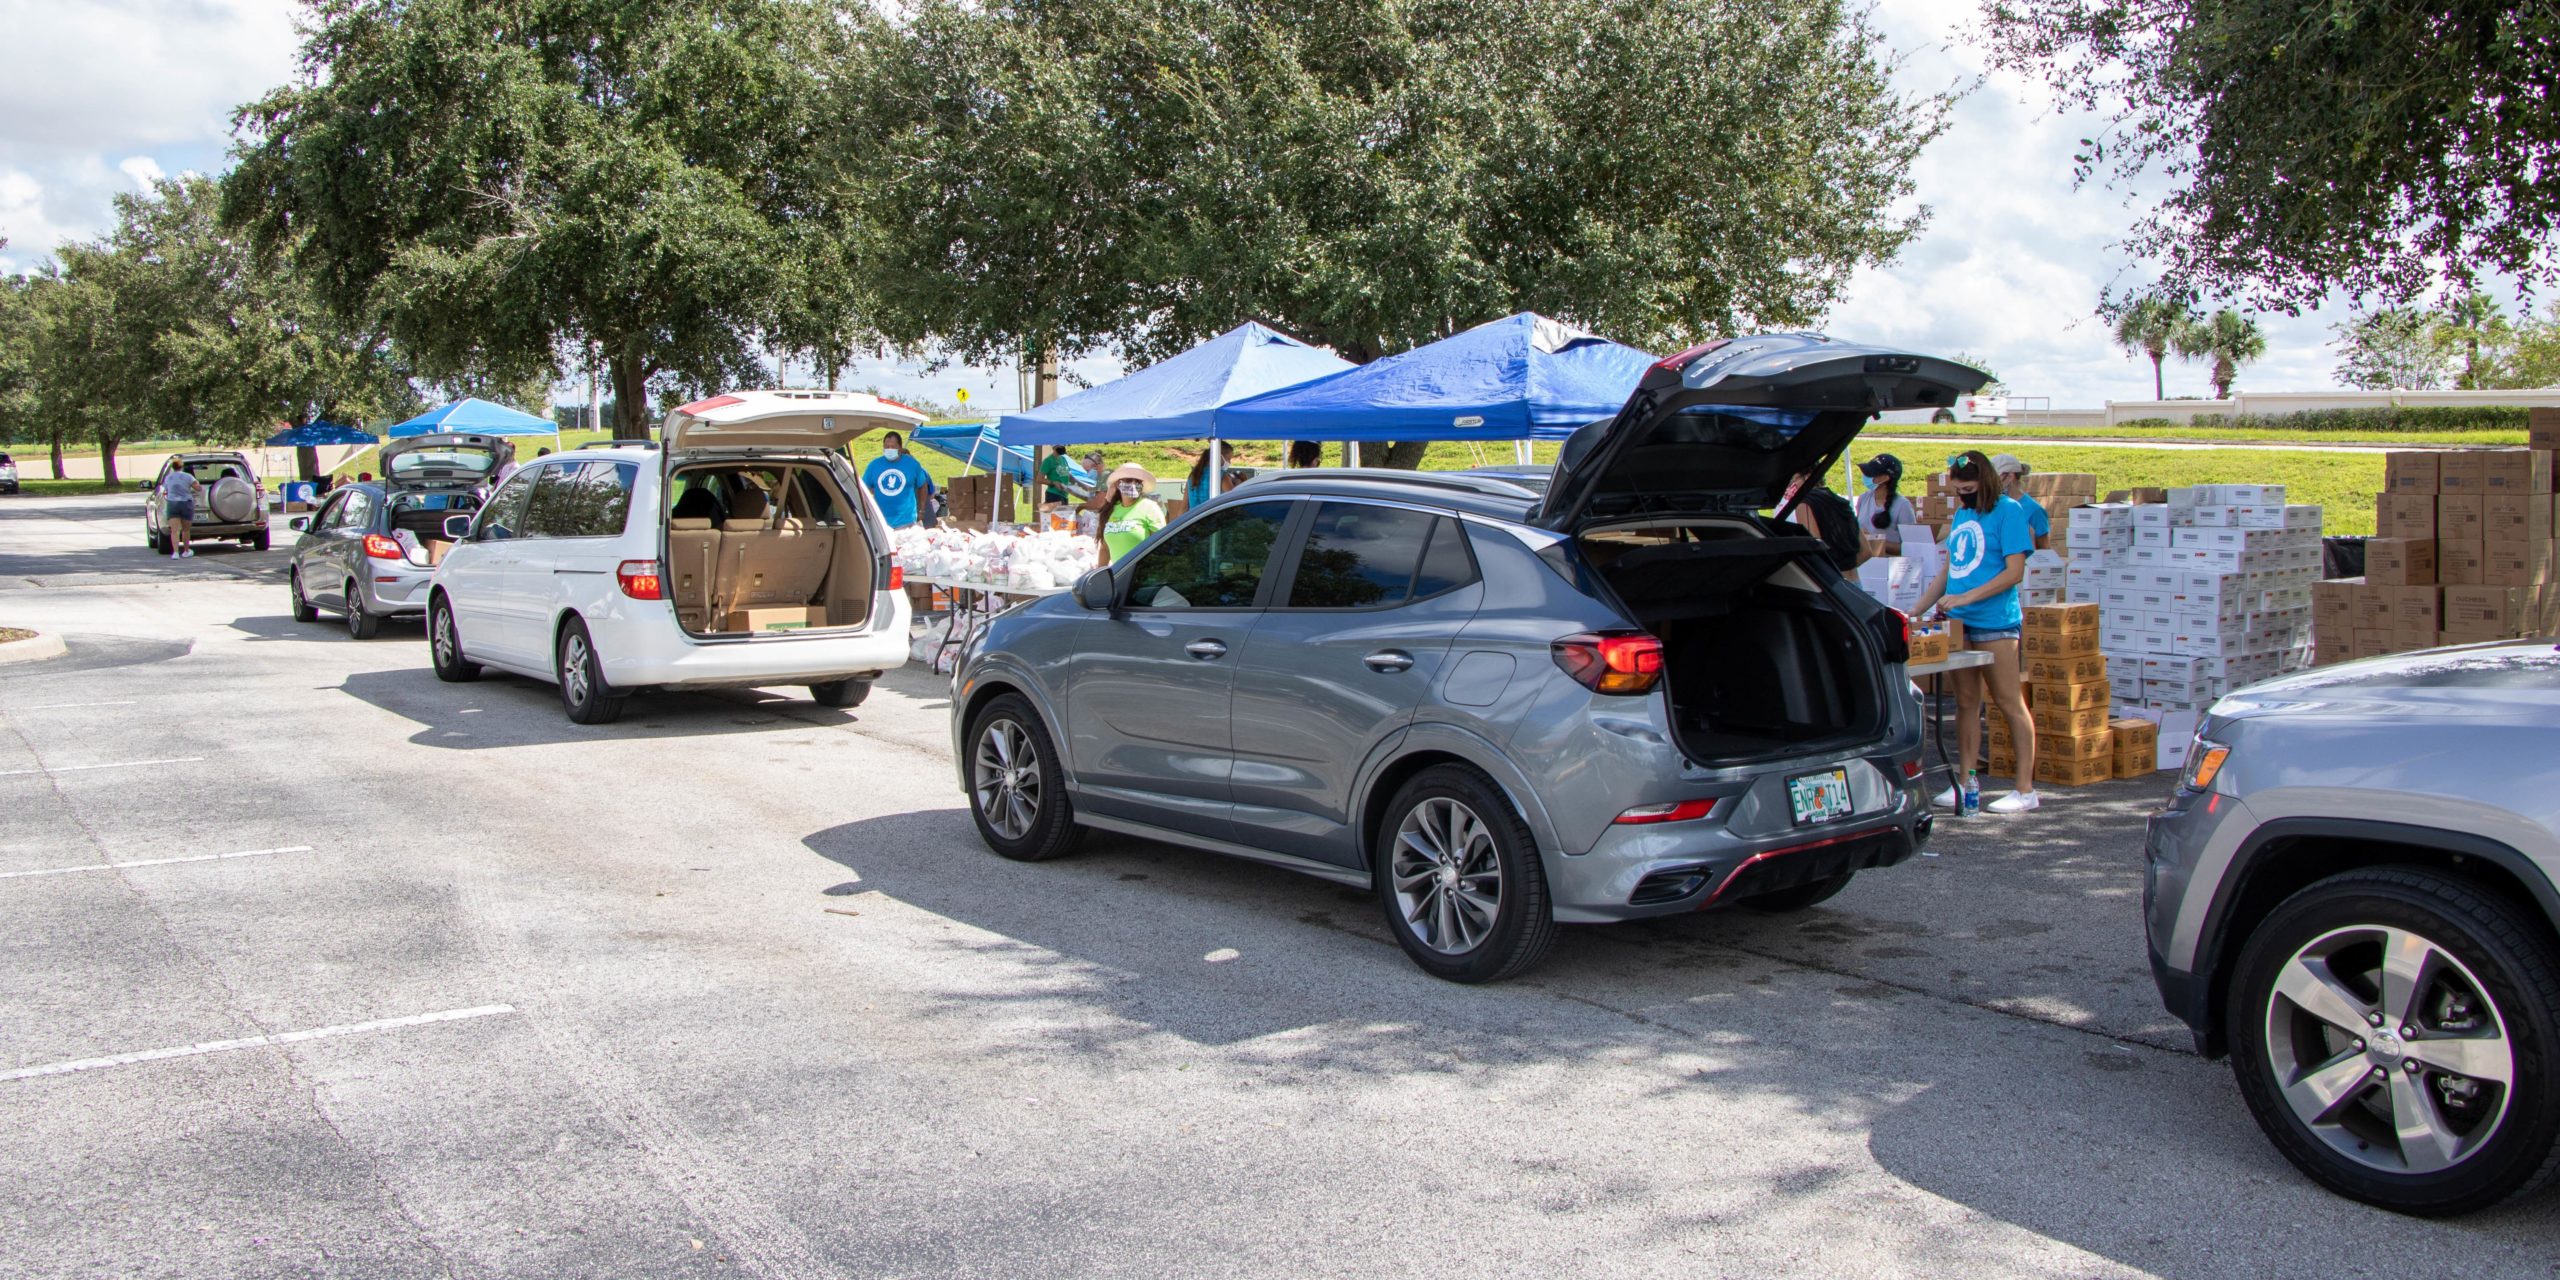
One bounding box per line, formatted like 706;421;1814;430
2125;406;2539;433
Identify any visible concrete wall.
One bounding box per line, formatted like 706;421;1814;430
43;444;372;484
2104;388;2560;426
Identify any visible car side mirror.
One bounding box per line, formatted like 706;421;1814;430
1074;568;1116;611
288;517;309;531
442;515;473;540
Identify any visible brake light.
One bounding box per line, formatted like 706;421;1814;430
1613;798;1719;825
617;559;664;600
361;533;402;559
1901;759;1923;780
1652;339;1729;374
1878;607;1912;663
887;555;904;590
1552;632;1664;695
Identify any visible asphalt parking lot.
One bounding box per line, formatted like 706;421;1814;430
2;490;2553;1279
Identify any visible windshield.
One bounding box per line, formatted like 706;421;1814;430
389;446;500;477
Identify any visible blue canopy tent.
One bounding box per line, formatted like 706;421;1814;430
265;421;379;447
386;397;560;438
911;422;1093;490
1000;322;1355;448
1213;312;1655;444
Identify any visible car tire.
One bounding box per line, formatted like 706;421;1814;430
1740;872;1855;913
289;570;319;623
809;678;871;708
555;616;625;725
428;595;481;683
964;694;1082;862
344;581;381;639
1930;408;1957;424
249;531;271;551
2226;868;2560;1216
147;524;163;553
1375;764;1558;983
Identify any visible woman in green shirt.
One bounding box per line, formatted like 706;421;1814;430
1039;445;1078;508
1096;463;1164;565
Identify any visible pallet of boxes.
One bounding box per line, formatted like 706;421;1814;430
2317;441;2560;662
2062;486;2322;774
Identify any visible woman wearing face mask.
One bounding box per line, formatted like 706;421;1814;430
1095;463;1165;566
1854;454;1915;555
1912;450;2039;814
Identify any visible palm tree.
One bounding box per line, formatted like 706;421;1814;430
2439;292;2512;389
2183;310;2266;399
2111;295;2199;400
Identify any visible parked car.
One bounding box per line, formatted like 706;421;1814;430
144;452;268;550
0;451;19;495
286;433;514;638
949;334;1987;982
2146;641;2560;1215
426;390;925;723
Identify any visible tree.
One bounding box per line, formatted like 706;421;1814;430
2510;304;2560;389
851;0;1953;466
0;248;36;461
2438;292;2515;390
2107;293;2199;399
2184;309;2264;399
1983;0;2560;311
2331;308;2456;391
225;0;865;438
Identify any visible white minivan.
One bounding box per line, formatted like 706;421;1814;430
425;390;926;723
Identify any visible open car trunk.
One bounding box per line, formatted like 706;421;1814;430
663;459;876;637
1580;521;1888;765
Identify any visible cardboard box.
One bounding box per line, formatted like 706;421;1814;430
1907;625;1951;667
2036;754;2114;786
2363;538;2436;586
2438;540;2486;586
2385;453;2440;494
2388;619;2441;652
2439;451;2487;491
2108;718;2159;775
2445;585;2530;631
2022;628;2101;657
722;605;826;633
2030;702;2111;737
417;537;453;567
2026;652;2108;685
2376;585;2441;629
2485;494;2555;545
2438;494;2484;543
2022;602;2100;632
2377;495;2436;540
2031;679;2112;712
2105;487;2169;505
2484;540;2552;588
2482;449;2554;494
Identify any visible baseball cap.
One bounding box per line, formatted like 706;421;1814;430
1857;453;1903;479
1990;453;2028;476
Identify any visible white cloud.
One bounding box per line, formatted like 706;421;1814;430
116;156;168;187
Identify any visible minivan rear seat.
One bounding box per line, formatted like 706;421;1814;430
667;517;723;628
721;514;830;608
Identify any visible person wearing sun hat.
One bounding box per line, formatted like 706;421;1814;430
1991;453;2050;550
1093;462;1165;566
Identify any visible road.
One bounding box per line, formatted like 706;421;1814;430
1;491;2551;1279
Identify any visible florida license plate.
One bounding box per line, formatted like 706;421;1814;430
1787;768;1853;826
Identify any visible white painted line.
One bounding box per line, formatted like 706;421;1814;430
0;1005;518;1084
0;845;313;880
0;756;202;778
7;700;137;712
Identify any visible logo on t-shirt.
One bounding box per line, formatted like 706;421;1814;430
875;468;908;497
1947;520;1986;578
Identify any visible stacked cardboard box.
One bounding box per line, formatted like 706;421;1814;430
2020;602;2113;784
2320;449;2559;662
2108;717;2159;777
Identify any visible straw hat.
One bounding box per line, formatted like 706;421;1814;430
1102;463;1156;494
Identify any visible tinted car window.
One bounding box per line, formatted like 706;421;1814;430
524;461;636;538
1286;502;1440;608
337;489;376;532
1126;501;1291;610
476;473;537;540
1410;518;1477;598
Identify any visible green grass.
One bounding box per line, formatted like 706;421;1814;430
1870;423;2525;446
14;478;142;496
1976;444;2383;536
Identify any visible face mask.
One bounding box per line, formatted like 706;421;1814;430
884;446;901;460
1119;482;1142;498
1857;474;1875;492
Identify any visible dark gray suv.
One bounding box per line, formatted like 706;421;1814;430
951;334;1986;981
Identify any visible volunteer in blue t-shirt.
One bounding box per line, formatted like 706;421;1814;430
1993;453;2050;549
861;431;937;529
1914;449;2039;815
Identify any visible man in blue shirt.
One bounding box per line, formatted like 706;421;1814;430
862;431;937;529
1992;453;2050;549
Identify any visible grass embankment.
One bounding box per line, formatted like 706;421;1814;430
1871;423;2525;446
14;478;140;497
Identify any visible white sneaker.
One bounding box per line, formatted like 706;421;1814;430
181;549;193;558
1987;790;2041;815
1931;785;1960;810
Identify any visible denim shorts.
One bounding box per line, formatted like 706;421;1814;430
1964;625;2020;645
165;499;194;522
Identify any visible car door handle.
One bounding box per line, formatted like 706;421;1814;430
1364;650;1415;673
1184;639;1228;660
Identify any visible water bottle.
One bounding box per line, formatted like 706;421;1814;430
1959;770;1981;817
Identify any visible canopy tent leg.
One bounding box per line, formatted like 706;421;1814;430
1207;437;1223;498
1347;442;1361;468
1515;440;1532;466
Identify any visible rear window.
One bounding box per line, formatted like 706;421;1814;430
184;461;248;483
389;446;500;479
1288;503;1437;608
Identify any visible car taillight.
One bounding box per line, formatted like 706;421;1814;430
1877;607;1912;663
1551;632;1664;695
1651;340;1728;373
361;533;402;559
888;555;904;591
1612;798;1719;825
617;559;664;600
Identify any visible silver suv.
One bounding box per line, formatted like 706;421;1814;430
951;335;1985;981
2146;640;2560;1215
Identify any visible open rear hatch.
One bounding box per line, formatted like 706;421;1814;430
1539;335;1987;764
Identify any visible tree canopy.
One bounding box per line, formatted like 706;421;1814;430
1982;0;2560;311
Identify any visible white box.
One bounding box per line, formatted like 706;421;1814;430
2282;504;2323;530
2175;630;2251;656
2144;654;2211;682
2133;505;2172;528
2136;527;2172;548
2233;504;2290;529
2113;675;2144;700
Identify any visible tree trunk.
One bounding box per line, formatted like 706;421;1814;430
609;350;651;439
99;440;119;488
1374;440;1432;471
296;445;320;480
49;438;64;480
2149;351;2165;400
2212;355;2235;400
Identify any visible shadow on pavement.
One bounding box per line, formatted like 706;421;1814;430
227;612;419;643
0;634;193;681
335;664;864;749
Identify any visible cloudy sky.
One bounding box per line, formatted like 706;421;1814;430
0;0;2369;412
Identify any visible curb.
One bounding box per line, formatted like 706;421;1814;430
0;630;69;666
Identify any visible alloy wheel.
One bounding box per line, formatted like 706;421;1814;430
2264;923;2515;1176
433;607;458;668
562;632;593;705
972;719;1040;840
1390;797;1503;955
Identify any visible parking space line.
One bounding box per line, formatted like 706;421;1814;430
0;1005;518;1084
0;845;314;880
6;701;138;712
0;756;203;778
